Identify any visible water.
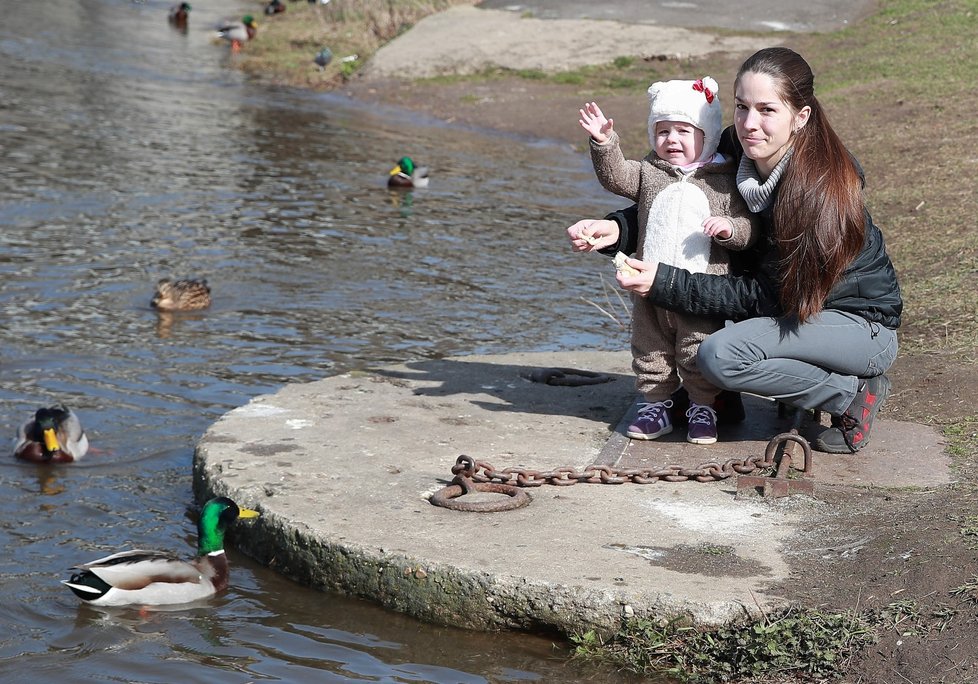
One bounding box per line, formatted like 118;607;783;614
0;0;639;681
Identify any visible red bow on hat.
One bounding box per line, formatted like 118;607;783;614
692;79;714;104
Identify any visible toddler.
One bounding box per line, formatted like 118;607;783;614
577;77;756;444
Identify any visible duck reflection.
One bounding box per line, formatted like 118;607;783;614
388;190;414;218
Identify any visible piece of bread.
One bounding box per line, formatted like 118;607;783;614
613;252;639;277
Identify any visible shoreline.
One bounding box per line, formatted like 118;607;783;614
245;3;783;155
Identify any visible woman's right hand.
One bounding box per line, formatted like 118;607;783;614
567;218;619;252
616;256;656;296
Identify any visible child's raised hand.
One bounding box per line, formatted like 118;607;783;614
578;102;614;144
702;216;733;240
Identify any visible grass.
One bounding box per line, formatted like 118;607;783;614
949;576;978;605
799;0;978;358
235;0;476;87
572;594;977;681
571;609;875;683
943;416;978;459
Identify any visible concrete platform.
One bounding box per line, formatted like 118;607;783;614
193;352;949;636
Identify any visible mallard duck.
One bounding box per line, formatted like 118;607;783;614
388;157;429;189
14;405;89;464
264;0;286;15
168;2;191;27
151;278;211;311
216;15;258;52
62;497;260;606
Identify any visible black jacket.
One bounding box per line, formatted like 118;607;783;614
603;127;903;329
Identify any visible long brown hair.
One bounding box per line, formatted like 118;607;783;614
736;48;864;322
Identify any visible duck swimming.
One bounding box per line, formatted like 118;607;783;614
62;497;260;607
14;405;89;464
168;2;191;28
388;157;429;189
151;278;211;311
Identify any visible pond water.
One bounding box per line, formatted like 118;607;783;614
0;0;646;682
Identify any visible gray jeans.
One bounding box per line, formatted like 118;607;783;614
697;310;899;416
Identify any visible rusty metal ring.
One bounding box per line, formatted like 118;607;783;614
764;432;814;475
430;481;531;512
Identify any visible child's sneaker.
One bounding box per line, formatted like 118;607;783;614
626;400;673;440
686;403;718;445
814;374;891;453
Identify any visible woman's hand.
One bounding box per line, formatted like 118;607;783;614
567;218;619;252
615;256;656;296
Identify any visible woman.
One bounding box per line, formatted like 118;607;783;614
567;47;902;454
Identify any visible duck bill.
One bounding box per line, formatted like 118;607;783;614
237;507;260;520
389;165;402;176
43;428;61;453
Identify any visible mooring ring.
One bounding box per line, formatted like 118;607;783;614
764;432;814;475
430;481;531;512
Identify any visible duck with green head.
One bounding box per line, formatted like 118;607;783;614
217;15;258;52
14;405;89;464
62;497;260;606
388;156;429;189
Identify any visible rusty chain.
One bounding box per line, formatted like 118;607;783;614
449;449;780;487
430;432;814;511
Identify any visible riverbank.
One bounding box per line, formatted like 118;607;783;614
224;1;978;682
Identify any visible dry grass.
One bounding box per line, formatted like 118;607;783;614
236;0;476;88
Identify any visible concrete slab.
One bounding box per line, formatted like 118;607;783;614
193;352;948;636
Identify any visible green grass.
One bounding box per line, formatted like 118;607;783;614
944;417;978;459
571;609;875;682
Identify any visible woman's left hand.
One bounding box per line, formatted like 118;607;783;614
616;256;657;296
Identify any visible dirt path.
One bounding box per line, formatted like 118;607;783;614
361;5;771;79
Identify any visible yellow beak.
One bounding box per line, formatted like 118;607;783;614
43;428;61;453
237;506;260;519
389;165;402;176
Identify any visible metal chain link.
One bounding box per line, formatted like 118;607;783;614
450;451;779;487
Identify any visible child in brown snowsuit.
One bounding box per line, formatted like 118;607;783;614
578;77;756;444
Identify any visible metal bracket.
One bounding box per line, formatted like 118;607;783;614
736;431;814;498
